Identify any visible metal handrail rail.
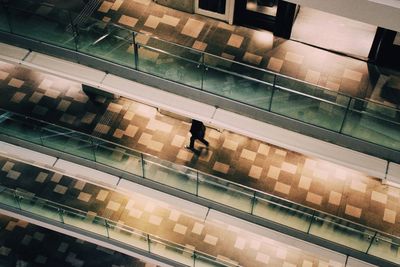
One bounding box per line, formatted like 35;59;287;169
1;108;400;242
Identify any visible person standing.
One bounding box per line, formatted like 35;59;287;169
186;119;209;151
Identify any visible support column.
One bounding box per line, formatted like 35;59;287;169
369;27;400;68
274;0;297;39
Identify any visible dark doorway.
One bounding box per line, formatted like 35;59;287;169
199;0;227;14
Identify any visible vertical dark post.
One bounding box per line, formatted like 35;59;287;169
274;0;297;39
133;32;139;70
368;27;398;68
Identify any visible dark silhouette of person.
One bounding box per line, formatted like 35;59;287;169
186;119;209;151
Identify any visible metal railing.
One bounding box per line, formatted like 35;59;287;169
0;1;399;152
0;108;399;265
0;186;239;267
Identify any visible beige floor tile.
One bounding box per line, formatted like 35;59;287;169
0;70;9;80
274;182;290;195
234;237;246;250
313;169;328;180
78;192;91;202
192;222;204;235
144;15;160;29
11;92;25;103
56;100;71;112
249;165;263;179
328;191;342;206
302;260;313;267
98;1;113;12
149;215;163;225
2;161;14;172
306;192;322;205
257;143;270;155
146;120;173;133
118;15;138;27
217;22;235;31
138;133;152;145
74;180;86;190
107;103;123;113
60;114;76;124
177;149;193;161
94;123;110;135
350;180;367;193
144;202;156;212
256;252;270;263
285;52;304;64
8;78;24;88
124;125;138;137
173;224;187;235
283;262;296;267
192;40;208;51
250;240;260;250
44;89;60;99
199;150;213;162
96;190;109;201
111;0;123;10
326;81;340;91
133;0;151;5
123;111;135;120
208;129;221;139
181;18;205;38
171;135;185;147
304;158;317;169
222;139;238;150
7;170;21;180
227;34;244;48
243;52;262;65
29;92;43;103
275;149;287;157
53;185;67;194
267;57;283;72
213;162;230;174
161;14;180;26
221;53;235;60
281;162;297;174
106;201;121;211
35;172;48;183
113;129;124;139
298;175;312;190
240;149;256;161
148;140;164;151
204;234;218;246
125;199;135;209
343;69;363;82
39;79;53;90
136;104;157;117
81;112;96;124
51;173;62;183
383;209;396;224
334;169;347;180
305;70;320;84
276;248;287;259
371;191;387;204
128;208;143;218
345;204;362;218
169;210;180;221
267;166;280;179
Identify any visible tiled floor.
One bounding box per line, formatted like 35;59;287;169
0;156;346;267
0;62;399;237
0;213;159;267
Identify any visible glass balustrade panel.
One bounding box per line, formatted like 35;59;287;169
341;99;400;150
77;19;135;68
0;113;43;144
7;5;76;49
137;44;202;88
252;195;312;232
149;237;194;266
195;252;236;267
308;213;374;252
0;3;10;32
18;195;62;222
106;221;149;250
271;87;348;131
197;173;253;213
40;126;96;161
93;142;143;176
142;155;197;194
0;188;19;209
62;210;108;237
367;233;400;265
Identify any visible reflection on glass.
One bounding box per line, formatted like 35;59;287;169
368;234;400;265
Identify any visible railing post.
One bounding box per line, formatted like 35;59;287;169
104;219;110;238
147;234;151;252
67;10;79;52
268;75;277;111
200;53;205;90
59;209;65;224
193;251;196;267
339;97;353;133
366;232;378;254
307;210;316;234
140;153;145;178
133;32;139;70
91;137;97;163
250;191;256;215
13;191;21;210
196;171;199;196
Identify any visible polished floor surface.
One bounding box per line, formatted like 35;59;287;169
0;156;346;267
0;61;399;238
0;213;158;267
